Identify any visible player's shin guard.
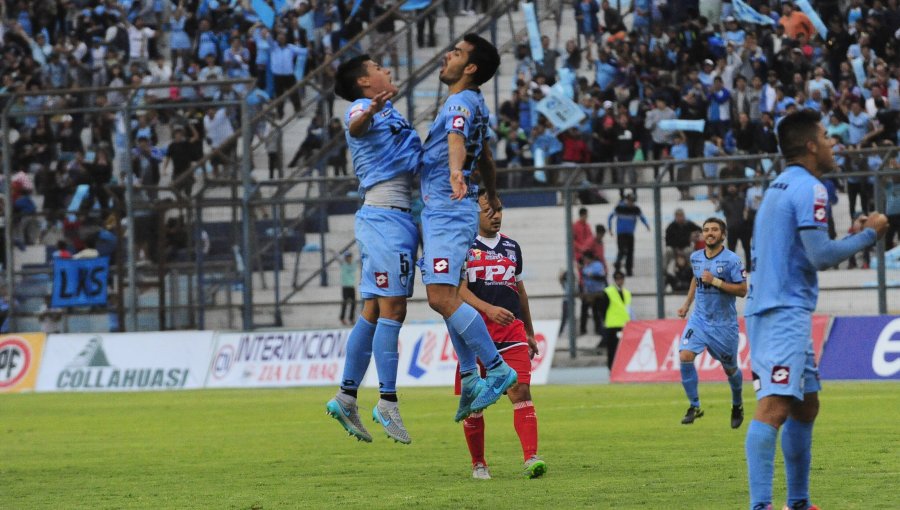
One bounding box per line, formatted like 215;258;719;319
680;361;700;407
448;303;502;369
513;401;538;461
373;318;402;398
728;368;743;406
463;412;486;466
746;420;778;510
340;317;376;395
445;318;478;374
782;418;814;508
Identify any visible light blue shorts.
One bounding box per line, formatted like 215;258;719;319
680;321;740;370
746;307;821;401
356;205;419;299
419;198;479;286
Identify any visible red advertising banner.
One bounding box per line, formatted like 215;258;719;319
610;316;829;383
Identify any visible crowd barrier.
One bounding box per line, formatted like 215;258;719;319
0;321;560;393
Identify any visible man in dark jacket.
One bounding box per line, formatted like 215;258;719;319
665;208;701;270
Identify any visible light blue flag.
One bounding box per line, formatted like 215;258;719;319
556;67;576;99
522;2;544;64
252;0;275;28
851;57;871;99
536;88;587;133
400;0;431;11
659;119;706;132
273;0;286;12
732;0;774;25
349;0;363;18
595;61;617;91
794;0;827;38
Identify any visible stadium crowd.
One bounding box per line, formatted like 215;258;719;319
0;0;898;269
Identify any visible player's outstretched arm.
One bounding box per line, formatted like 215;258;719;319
459;278;514;326
448;132;468;199
347;91;393;138
799;213;886;270
677;277;697;319
517;281;538;357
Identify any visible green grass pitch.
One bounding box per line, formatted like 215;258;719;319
2;382;898;509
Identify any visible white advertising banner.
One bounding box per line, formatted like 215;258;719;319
363;320;560;388
36;332;215;392
206;329;350;388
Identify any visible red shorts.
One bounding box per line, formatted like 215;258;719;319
454;344;532;395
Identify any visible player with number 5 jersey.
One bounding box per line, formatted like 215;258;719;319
326;55;420;445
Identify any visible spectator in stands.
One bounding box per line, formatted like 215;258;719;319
608;194;650;277
73;237;99;260
52;240;72;259
664;208;701;271
573;207;594;262
204;107;235;176
132;136;162;199
580;250;606;337
666;251;693;294
645;97;676;161
669;131;692;200
719;184;751;268
163;124;200;196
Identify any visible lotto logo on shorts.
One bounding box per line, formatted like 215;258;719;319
813;204;827;223
771;365;790;384
433;258;449;273
451;116;465;130
375;272;389;288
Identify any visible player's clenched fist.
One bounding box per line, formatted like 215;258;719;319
863;212;889;238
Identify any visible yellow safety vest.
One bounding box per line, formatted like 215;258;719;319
604;285;632;329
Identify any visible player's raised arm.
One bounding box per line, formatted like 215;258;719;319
348;90;393;138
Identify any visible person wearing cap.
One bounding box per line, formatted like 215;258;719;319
723;16;746;46
779;2;816;40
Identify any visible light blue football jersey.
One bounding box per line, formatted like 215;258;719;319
344;99;421;195
745;165;830;315
687;247;745;328
420;89;491;208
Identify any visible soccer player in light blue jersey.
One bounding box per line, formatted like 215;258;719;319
676;217;747;428
744;110;887;510
325;55;420;445
420;34;518;422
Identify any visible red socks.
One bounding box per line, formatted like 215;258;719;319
513;400;538;460
463;402;539;465
463;413;485;466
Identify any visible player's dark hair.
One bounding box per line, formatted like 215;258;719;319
703;217;727;235
334;54;371;101
463;33;500;86
613;271;625;279
777;109;822;160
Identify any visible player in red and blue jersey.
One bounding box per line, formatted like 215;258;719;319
454;190;546;480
